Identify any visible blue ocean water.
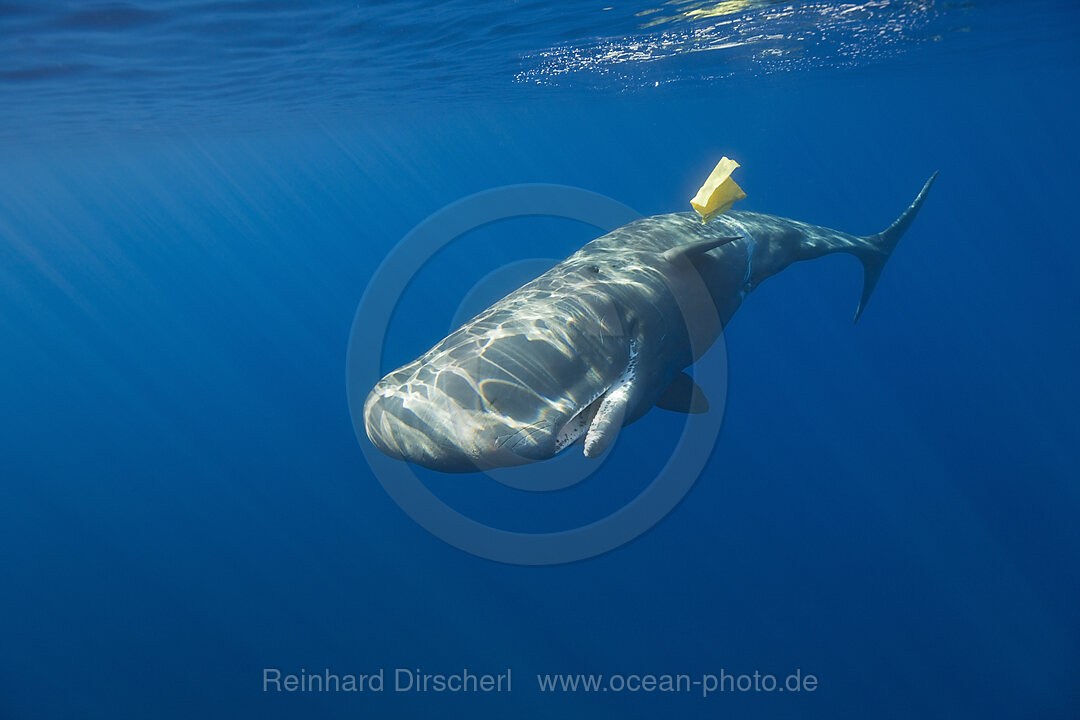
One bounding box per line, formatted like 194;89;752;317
1;1;1079;718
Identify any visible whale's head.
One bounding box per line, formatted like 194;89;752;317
363;309;633;473
363;366;561;473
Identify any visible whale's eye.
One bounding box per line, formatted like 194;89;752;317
586;265;600;274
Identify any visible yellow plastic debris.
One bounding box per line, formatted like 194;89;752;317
690;157;747;223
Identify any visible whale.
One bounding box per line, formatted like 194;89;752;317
363;173;937;472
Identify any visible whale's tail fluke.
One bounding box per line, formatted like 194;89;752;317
853;171;938;323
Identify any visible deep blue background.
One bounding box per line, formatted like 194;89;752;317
1;1;1078;718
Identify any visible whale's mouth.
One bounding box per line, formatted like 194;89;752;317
553;391;606;454
552;338;640;458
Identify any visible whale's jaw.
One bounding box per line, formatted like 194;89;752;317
364;343;640;472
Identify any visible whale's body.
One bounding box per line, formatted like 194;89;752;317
364;174;937;472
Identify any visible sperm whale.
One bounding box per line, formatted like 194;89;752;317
363;173;937;472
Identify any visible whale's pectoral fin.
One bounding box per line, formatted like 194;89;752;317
656;372;709;414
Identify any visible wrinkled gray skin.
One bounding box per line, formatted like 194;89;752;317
365;174;936;472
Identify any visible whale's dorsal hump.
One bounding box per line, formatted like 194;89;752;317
661;235;741;266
